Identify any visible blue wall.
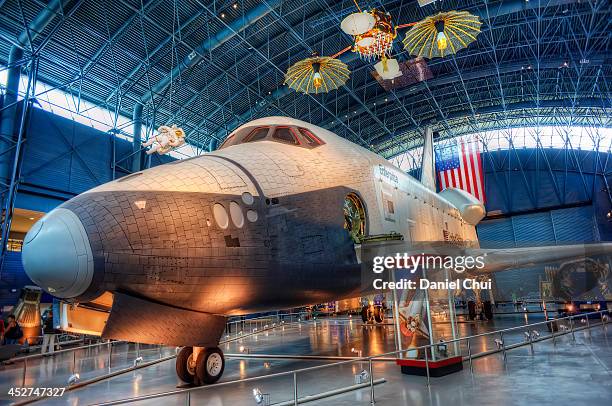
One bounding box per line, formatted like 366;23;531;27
16;106;174;212
0;105;175;307
481;148;611;241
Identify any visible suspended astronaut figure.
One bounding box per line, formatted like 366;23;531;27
142;124;186;155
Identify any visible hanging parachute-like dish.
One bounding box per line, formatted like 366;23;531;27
402;10;481;59
284;53;350;94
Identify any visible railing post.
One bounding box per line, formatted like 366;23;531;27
551;322;556;346
73;350;77;374
569;316;575;341
466;338;473;376
424;348;430;386
586;315;590;333
293;371;298;405
500;331;507;364
185;390;190;406
528;330;534;354
108;341;112;371
22;358;27;386
369;358;375;404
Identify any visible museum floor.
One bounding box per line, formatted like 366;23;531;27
1;310;611;405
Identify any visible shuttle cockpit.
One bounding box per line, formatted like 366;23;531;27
218;125;325;150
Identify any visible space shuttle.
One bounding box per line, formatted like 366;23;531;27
21;116;611;384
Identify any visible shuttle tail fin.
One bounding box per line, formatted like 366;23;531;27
421;127;436;192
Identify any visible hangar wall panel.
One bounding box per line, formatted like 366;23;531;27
477;205;597;300
18;107;174;211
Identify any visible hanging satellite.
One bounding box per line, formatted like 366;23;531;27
340;11;375;36
373;57;402;80
284;1;480;95
403;11;481;59
284;52;350;94
348;9;397;61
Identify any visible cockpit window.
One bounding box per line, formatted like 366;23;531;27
298;128;324;146
218;125;324;150
272;127;299;145
244;127;270;143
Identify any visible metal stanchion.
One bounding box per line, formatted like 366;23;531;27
500;331;507;363
293;372;298;406
570;317;575;341
586;315;590;337
424;348;430;386
73;350;77;374
466;338;473;375
22;358;27;386
185;390;190;406
369;358;375;404
528;330;534;354
108;342;112;371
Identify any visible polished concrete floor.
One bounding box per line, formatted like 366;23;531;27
1;309;610;405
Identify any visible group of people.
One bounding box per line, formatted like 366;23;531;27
1;310;57;354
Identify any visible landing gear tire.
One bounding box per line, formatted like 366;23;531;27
361;306;369;323
195;347;225;384
176;347;196;384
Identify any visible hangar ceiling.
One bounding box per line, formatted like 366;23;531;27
0;0;609;158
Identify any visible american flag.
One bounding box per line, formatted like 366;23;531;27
435;138;485;203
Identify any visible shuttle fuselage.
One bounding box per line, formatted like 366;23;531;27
23;117;477;316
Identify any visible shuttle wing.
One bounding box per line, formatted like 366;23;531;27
468;243;612;274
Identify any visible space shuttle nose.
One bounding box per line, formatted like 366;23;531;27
22;208;94;298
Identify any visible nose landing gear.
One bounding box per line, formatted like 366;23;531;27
176;346;225;385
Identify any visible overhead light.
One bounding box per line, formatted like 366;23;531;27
434;21;448;51
232;3;239;9
221;12;226;18
29;217;35;220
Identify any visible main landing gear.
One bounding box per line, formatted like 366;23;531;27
176;346;225;385
361;305;385;324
